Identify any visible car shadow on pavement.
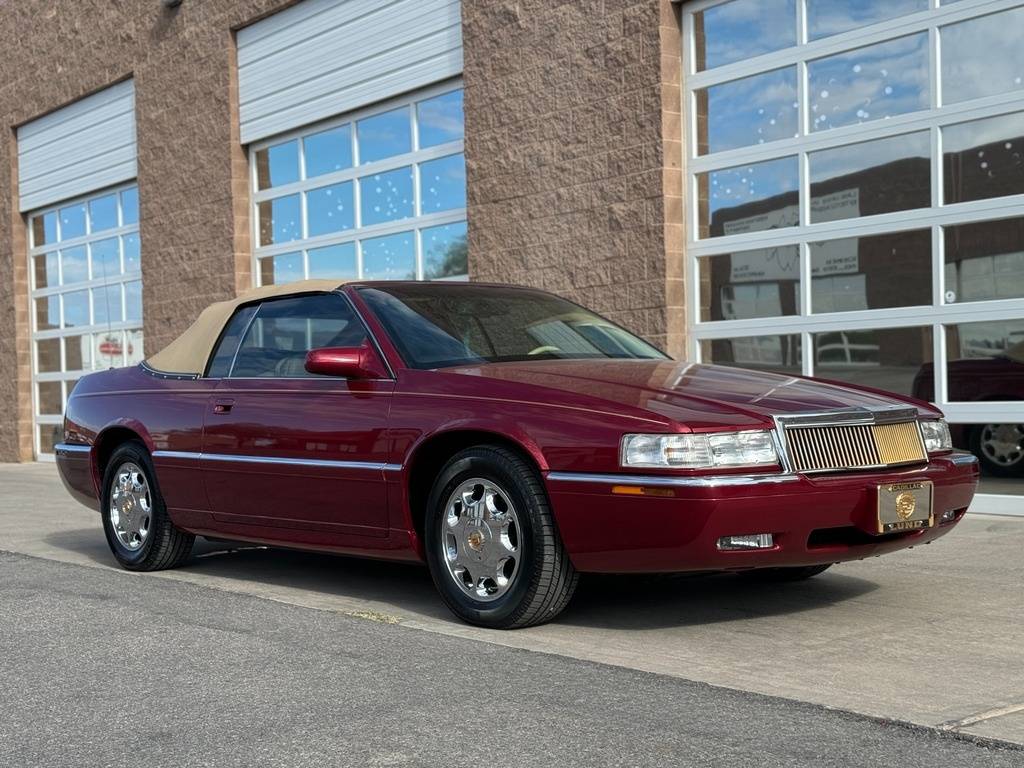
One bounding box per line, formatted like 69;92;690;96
42;528;877;630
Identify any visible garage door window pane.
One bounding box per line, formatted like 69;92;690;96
259;252;303;286
699;156;799;237
304;125;353;179
308;243;357;280
32;212;56;247
699;247;800;321
701;335;802;374
60;204;86;239
60;246;88;285
33;252;58;290
35;296;59;331
945;217;1024;303
62;291;89;328
694;0;796;71
123;234;140;273
419;154;466;213
125;281;142;323
37;381;62;415
121;188;139;226
417;90;464;148
93;284;123;325
255;140;300;190
38;425;59;455
306;182;354;237
91;237;121;278
89;194;118;233
36;338;61;373
360;167;414;226
697;68;798;155
814;326;932;396
64;335;92;371
422;222;468;280
362;232;416;280
941;7;1024;105
943;112;1024;205
810;132;930;222
258;195;301;246
357;107;412;164
945;321;1024;403
807;0;927;40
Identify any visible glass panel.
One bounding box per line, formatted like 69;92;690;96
90;237;121;278
963;424;1024;494
257;195;301;246
810;230;931;313
697;68;798;155
306;182;355;237
259;252;303;286
36;338;61;373
308;243;358;280
125;280;142;322
93;284;123;325
62;290;89;328
809;132;929;222
304;124;353;179
360;167;414;226
121;187;139;226
60;246;88;285
422;222;468;279
125;329;145;366
65;379;80;399
943;112;1024;205
33;252;58;289
809;34;928;133
35;296;59;332
700;335;802;375
89;194;118;233
941;7;1024;105
419;154;466;213
59;203;86;239
357;107;412;164
361;231;416;280
95;331;125;369
38;424;59;455
698;156;799;238
255;140;300;190
807;0;927;40
693;0;797;71
207;305;257;377
123;233;140;273
945;320;1024;402
32;211;57;247
698;246;800;321
417;89;464;148
945;217;1024;304
64;334;92;371
814;326;932;396
37;381;62;415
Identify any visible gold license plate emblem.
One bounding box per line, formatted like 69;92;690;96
877;481;933;533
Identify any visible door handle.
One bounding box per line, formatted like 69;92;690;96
213;399;235;414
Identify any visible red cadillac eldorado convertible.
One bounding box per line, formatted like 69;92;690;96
56;280;979;628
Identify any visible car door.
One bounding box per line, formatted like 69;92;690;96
200;292;394;538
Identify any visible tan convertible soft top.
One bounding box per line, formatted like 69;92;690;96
146;279;346;376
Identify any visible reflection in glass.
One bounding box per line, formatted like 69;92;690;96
698;68;798;154
32;212;57;247
701;335;802;375
37;381;62;415
258;195;301;246
259;252;303;286
357;107;412;164
95;331;124;369
60;246;88;285
308;243;358;280
809;132;929;222
36;338;61;373
306;182;354;237
944;217;1024;303
418;90;464;148
698;246;799;321
941;7;1024;105
90;237;121;278
62;291;89;328
814;325;932;396
809;34;928;132
422;222;468;280
362;231;416;280
304;125;353;179
810;230;931;312
89;194;118;232
123;234;141;273
122;188;139;226
699;156;799;237
35;296;59;332
93;284;123;325
360;167;414;226
125;281;142;323
694;0;796;71
419;154;466;213
807;0;927;40
943;111;1024;205
255;140;300;190
64;334;91;371
33;252;58;290
38;425;60;455
125;330;145;366
60;204;86;239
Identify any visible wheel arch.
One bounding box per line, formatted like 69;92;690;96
93;422;153;487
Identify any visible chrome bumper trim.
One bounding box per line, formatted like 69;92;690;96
545;471;801;488
153;450;402;472
54;443;91;456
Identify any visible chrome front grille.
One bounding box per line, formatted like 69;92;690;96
784;420;926;473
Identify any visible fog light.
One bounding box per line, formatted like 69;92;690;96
717;533;774;551
940;509;958;523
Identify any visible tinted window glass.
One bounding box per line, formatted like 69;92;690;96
359;285;666;370
206;305;257;377
231;294;367;378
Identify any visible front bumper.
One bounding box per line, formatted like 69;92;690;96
545;452;979;573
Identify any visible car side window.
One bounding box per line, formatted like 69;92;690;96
206;304;257;378
230;293;368;378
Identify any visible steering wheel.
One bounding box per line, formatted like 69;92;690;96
527;345;561;356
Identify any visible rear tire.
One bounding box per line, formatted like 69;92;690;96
100;441;194;571
424;445;578;629
738;564;832;582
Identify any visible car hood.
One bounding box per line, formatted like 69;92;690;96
444;359;935;428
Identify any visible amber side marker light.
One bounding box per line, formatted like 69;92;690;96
611;485;676;498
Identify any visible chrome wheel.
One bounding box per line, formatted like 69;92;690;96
109;462;152;551
980;424;1024;468
441;478;521;602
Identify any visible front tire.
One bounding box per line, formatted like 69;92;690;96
100;441;194;571
424;446;578;629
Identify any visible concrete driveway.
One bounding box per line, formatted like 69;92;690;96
2;462;1022;746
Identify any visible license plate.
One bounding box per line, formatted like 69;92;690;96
877;480;933;533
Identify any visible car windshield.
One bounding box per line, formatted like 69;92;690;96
358;284;668;369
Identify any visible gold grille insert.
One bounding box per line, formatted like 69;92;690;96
785;421;926;473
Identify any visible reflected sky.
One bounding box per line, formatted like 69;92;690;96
695;0;796;71
357;107;412;164
703;156;799;234
807;0;927;40
362;231;416;280
418;90;464;148
942;6;1024;105
701;68;798;153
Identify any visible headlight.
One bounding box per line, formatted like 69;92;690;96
621;431;779;470
920;419;952;453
